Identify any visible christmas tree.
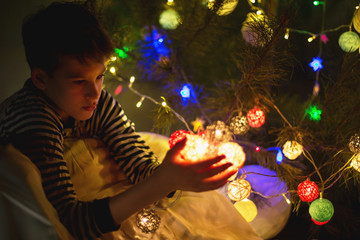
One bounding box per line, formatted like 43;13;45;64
91;0;360;239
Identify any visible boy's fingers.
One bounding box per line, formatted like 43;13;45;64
198;162;234;179
169;137;187;154
191;155;226;171
196;168;238;191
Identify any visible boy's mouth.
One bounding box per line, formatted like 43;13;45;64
83;105;97;111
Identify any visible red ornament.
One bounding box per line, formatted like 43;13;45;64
169;130;190;148
297;180;319;202
246;107;265;128
311;218;330;225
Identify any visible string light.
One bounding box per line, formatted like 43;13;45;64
136;97;145;108
305;105;322;121
313;1;324;6
109;66;116;74
282;193;291;204
307;35;316;42
284;28;290;39
129;76;135;87
309;57;323;72
167;0;174;6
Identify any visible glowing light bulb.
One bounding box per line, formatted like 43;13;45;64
167;0;174;6
256;10;262;15
109;67;116;74
308;36;316;42
309;57;323;72
180;84;191;98
136;97;145;108
284;29;289;39
255;146;260;152
129;76;135;87
282;193;291;204
111;56;117;61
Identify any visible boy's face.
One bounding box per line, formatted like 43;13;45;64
40;55;106;123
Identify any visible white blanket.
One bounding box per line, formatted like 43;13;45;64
0;132;262;240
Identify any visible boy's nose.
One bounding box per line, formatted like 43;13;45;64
86;82;101;100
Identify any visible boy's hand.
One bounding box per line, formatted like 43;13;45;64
157;137;237;193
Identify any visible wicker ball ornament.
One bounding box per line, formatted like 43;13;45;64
297;180;319;202
229;115;250;135
246;107;265;128
227;179;251;201
136;209;161;233
168;130;190;148
338;31;360;52
205;120;234;143
159;9;181;30
309;198;334;224
350;153;360;172
282;140;303;160
180;134;212;162
348;133;360;154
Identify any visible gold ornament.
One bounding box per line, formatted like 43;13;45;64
207;0;239;16
351;153;360;172
352;7;360;33
241;12;272;47
191;117;205;133
229;115;250;135
136;209;161;233
282;140;303;160
349;133;360;154
227;179;251;201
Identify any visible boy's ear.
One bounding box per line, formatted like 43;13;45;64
31;67;48;90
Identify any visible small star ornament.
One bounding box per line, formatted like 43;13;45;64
191;117;205;133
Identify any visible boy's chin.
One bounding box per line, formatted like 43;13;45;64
74;112;95;121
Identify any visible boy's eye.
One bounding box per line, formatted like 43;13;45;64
97;74;105;80
73;80;85;84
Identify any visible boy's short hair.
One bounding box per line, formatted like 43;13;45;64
22;1;114;74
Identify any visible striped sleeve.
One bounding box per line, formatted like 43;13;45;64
0;89;119;239
87;90;160;184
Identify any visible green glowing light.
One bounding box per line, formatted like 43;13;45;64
313;1;324;6
115;47;129;59
306;105;322;121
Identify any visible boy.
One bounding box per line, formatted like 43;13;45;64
0;1;235;239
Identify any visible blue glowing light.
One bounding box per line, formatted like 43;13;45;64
309;57;323;71
140;29;171;70
178;83;198;107
276;149;284;164
268;147;284;165
180;84;191;99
